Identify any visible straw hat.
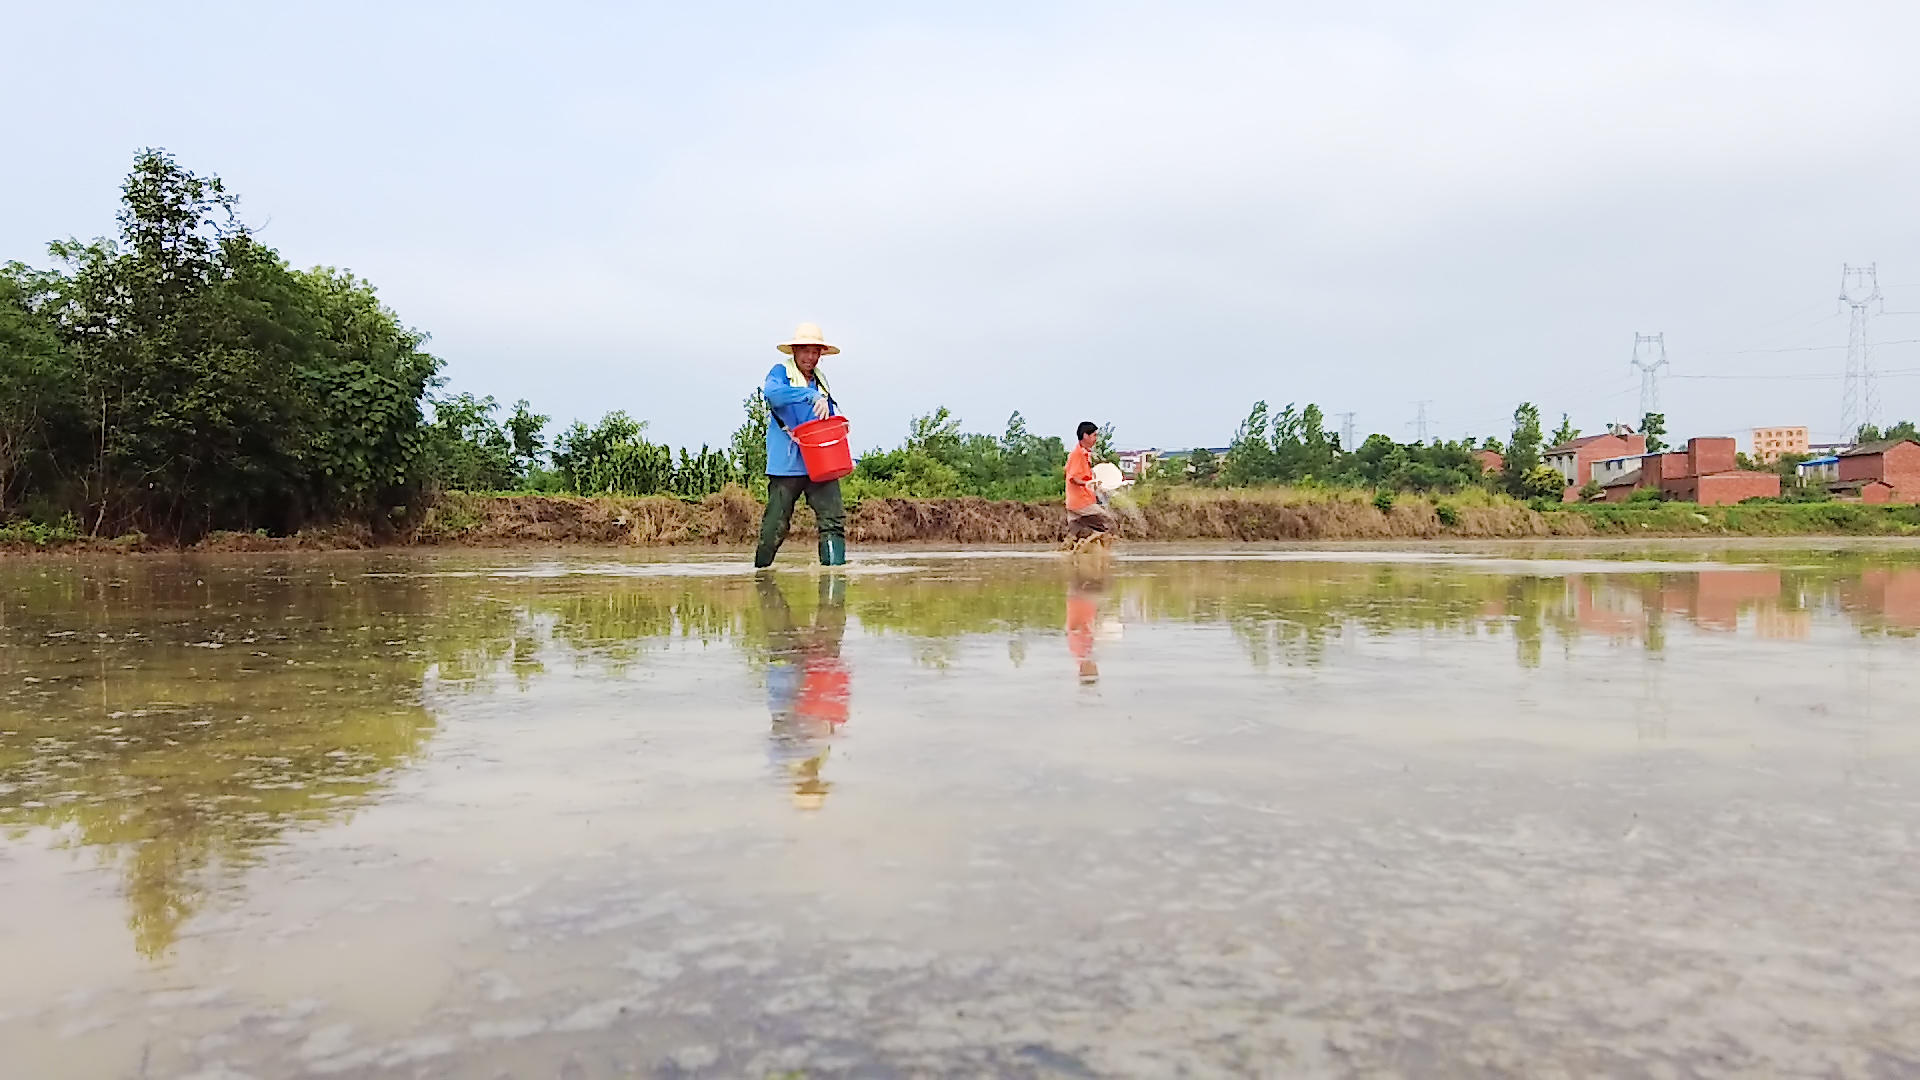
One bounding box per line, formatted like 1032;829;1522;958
777;322;840;356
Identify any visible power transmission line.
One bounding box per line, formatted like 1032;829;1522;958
1840;263;1883;439
1631;332;1667;417
1670;367;1920;381
1410;401;1432;443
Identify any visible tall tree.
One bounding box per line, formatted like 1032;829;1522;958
1550;413;1580;447
1502;402;1544;496
730;390;769;496
1224;401;1276;485
506;399;550;475
1856;420;1918;444
1186;447;1220;486
1639;411;1667;453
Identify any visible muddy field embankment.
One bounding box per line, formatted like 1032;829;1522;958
17;486;1920;554
398;488;1582;547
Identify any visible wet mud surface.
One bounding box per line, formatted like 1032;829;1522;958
3;543;1919;1077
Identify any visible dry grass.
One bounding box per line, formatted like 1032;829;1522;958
39;485;1919;555
398;486;1576;546
1128;487;1575;540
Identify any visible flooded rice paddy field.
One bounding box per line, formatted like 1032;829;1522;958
3;541;1920;1078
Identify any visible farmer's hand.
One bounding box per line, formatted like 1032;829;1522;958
810;394;830;420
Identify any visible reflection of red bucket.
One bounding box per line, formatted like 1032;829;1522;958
793;416;854;482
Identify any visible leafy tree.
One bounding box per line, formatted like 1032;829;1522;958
506;399;549;475
424;393;517;492
1550;413;1579;447
1856;420;1919;444
847;405;1068;500
1579;479;1605;502
1502;402;1544;496
8;149;440;537
1224;401;1277;485
1186;447;1220;486
552;411;691;495
730;390;770;496
1770;451;1812;482
906;407;963;461
1639;411;1667;454
0;265;80;516
1521;464;1566;500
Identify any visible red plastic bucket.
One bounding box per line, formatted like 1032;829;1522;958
792;416;854;482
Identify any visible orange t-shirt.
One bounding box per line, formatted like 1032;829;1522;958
1065;446;1095;511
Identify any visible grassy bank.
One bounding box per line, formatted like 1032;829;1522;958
8;486;1920;554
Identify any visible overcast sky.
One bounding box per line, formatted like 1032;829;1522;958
8;1;1920;452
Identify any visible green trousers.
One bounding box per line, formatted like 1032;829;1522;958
756;475;846;567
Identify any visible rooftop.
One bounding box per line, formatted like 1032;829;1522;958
1545;428;1642;455
1840;438;1920;457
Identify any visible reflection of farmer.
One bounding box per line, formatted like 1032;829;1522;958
1065;420;1115;539
758;574;851;809
756;323;848;568
1068;575;1103;684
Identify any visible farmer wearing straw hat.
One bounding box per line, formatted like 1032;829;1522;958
755;322;847;567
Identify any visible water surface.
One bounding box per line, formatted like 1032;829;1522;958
4;543;1919;1077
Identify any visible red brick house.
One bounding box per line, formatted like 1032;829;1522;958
1831;479;1895;504
1594;437;1779;505
1544;429;1646;501
1474;448;1504;475
1836;439;1920;502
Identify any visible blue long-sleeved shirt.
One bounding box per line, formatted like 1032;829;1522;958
762;364;837;476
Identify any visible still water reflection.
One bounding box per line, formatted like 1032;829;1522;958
3;545;1919;1077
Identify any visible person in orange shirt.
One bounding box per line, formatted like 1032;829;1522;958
1065;420;1115;538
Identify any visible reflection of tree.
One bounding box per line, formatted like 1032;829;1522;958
0;564;499;959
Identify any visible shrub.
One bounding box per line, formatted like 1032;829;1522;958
1372;490;1395;514
1435;502;1460;527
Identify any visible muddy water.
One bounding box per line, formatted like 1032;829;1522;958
3;544;1919;1078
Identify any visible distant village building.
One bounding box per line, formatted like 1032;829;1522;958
1836;438;1920;502
1831;478;1896;504
1594;437;1780;505
1114;448;1161;479
1473;448;1504;474
1544;425;1645;501
1590;452;1659;487
1795;456;1840;485
1152;447;1230;479
1750;425;1809;464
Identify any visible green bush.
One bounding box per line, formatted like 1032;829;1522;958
0;513;81;547
1372;490;1395;514
1435;502;1460;527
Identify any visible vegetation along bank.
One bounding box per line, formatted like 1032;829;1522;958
11;487;1920;553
